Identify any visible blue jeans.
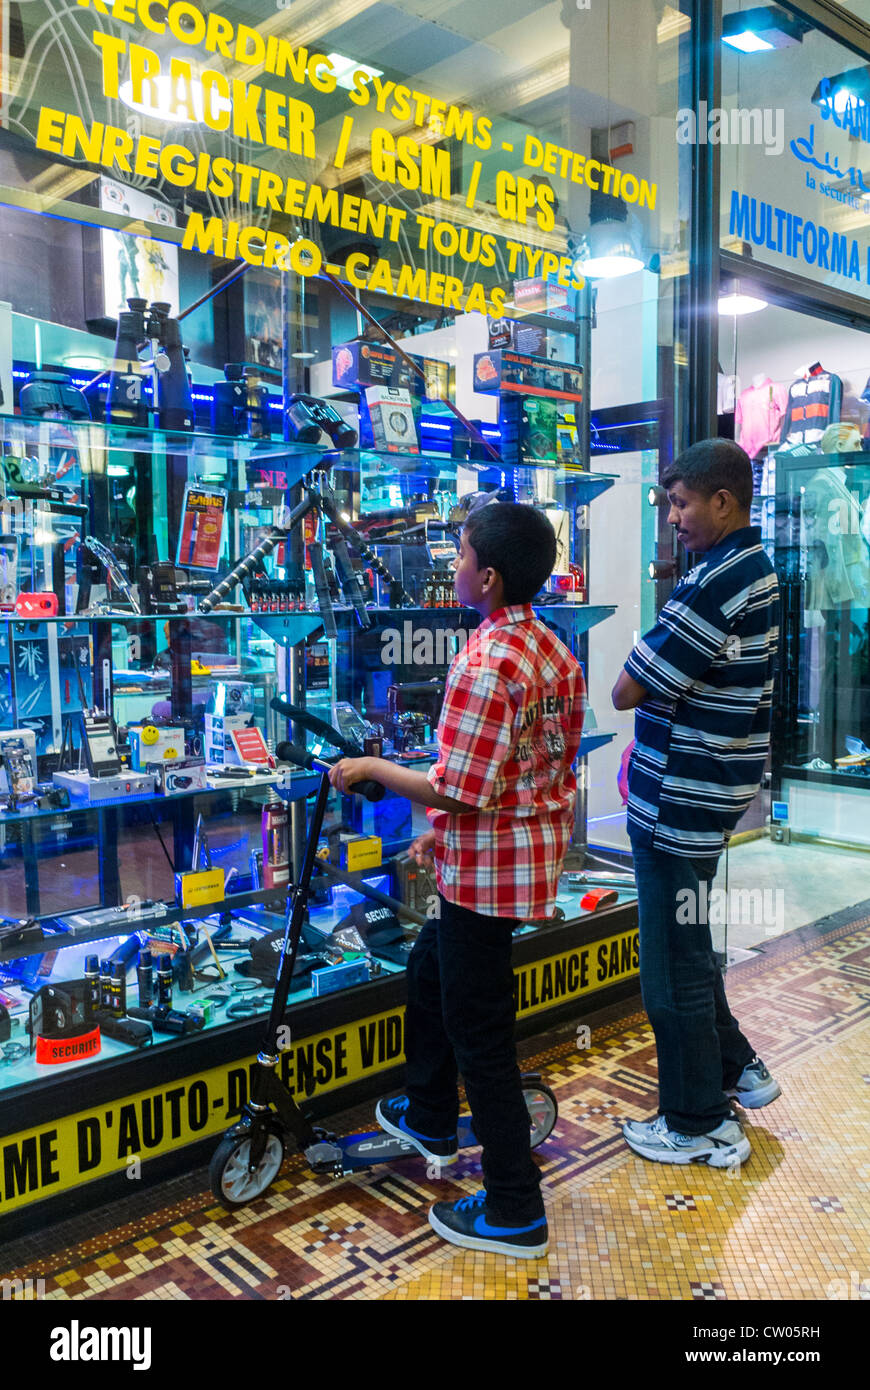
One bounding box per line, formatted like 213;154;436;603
630;838;755;1133
402;894;544;1224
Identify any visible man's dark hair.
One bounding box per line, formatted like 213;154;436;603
662;438;753;511
463;502;557;603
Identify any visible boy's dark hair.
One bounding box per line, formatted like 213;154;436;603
662;438;753;511
463;502;557;603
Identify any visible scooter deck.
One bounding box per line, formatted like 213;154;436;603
336;1116;479;1171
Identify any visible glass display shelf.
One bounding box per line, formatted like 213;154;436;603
1;412;329;475
2;416;617;493
355;448;617;492
0;766;320;826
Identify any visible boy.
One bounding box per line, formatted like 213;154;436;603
612;439;781;1167
329;502;585;1257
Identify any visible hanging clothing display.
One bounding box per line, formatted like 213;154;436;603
735;378;788;459
717;372;740;415
801;464;870;610
780;364;843;449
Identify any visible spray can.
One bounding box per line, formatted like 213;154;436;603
99;958;113;1012
137;949;154;1007
84;954;101;1020
156;953;173;1008
109;964;127;1018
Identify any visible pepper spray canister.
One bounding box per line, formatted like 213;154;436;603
137;949;154;1007
84;955;101;1021
156;953;173;1009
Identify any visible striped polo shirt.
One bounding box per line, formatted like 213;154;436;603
624;525;779;858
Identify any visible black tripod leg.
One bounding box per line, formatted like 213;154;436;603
309;542;338;638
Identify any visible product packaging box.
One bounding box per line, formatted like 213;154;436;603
128;725;186;772
473;350;584;402
205;711;254;765
522;397;559;461
364;387;419;453
487;317;547;356
333;341;450;403
338;834;382;873
0;728;36;793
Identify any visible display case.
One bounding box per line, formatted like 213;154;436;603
0;338;641;1231
772;448;870;847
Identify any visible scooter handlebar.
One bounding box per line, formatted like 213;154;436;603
276;741;385;802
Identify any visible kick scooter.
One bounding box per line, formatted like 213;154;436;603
209;759;558;1208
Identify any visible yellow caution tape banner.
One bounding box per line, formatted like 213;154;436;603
0;929;637;1213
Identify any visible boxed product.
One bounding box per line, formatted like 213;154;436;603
205;711;255;765
487;317;547;356
337;833;382;872
364;387;419;453
333;341;450;403
522;397;559;461
0;728;37;794
473;349;584;402
333;341;412;390
128;725;186;772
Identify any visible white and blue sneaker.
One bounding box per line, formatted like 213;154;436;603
623;1112;750;1167
375;1095;458;1167
428;1190;549;1258
726;1056;782;1109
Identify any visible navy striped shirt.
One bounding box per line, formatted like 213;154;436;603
625;526;779;858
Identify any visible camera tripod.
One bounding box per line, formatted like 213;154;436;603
199;467;412;634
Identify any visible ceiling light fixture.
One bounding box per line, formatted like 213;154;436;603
722;6;808;52
718;279;768;314
574;192;644;280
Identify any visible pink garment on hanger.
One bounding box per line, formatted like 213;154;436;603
735;378;789;459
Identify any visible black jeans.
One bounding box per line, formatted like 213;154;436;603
630;837;756;1133
402;893;544;1224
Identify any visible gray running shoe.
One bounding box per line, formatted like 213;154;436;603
726;1056;782;1109
622;1113;750;1167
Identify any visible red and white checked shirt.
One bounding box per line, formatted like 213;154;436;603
426;604;585;919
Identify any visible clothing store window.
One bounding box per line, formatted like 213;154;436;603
719;295;870;846
721;1;870;304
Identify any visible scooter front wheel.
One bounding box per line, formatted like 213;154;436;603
210;1132;285;1207
523;1081;558;1149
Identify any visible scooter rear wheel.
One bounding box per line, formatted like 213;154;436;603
523;1081;558;1149
210;1133;284;1207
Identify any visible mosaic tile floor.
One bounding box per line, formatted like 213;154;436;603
2;906;869;1302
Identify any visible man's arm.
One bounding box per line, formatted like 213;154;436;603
328;756;477;814
611;670;649;711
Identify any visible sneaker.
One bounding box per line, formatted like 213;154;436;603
622;1113;750;1167
726;1056;782;1109
428;1190;549;1258
375;1096;458;1167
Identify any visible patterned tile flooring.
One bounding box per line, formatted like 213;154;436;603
2;909;869;1302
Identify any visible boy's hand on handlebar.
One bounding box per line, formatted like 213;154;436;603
328;757;374;795
407;830;436;866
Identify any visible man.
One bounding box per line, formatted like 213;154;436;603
612;439;781;1167
329;502;585;1255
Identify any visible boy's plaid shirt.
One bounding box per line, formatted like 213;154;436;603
426;604;586;919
